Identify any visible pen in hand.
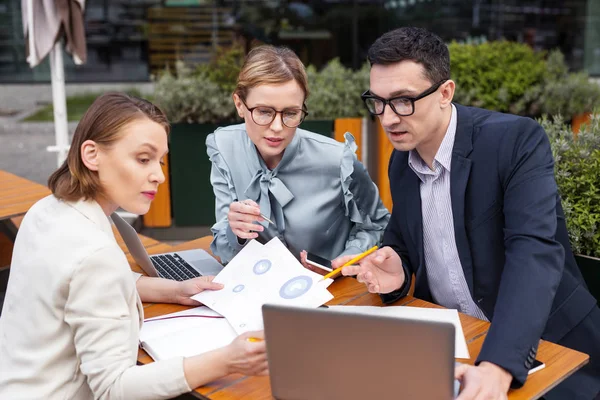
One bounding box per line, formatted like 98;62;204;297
260;213;275;226
319;246;379;281
241;200;274;226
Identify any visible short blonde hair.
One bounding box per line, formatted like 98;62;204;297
234;45;309;102
48;92;170;202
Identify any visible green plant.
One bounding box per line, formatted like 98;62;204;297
305;58;370;119
450;41;547;113
519;51;600;118
196;44;245;94
153;61;237;124
541;113;600;257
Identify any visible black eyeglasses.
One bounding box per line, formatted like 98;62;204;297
241;99;308;128
361;79;448;117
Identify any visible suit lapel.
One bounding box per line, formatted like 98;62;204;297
451;104;475;294
398;162;425;282
402;165;425;275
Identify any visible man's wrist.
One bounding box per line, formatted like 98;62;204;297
479;361;513;390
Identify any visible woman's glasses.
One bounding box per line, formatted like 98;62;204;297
241;99;308;128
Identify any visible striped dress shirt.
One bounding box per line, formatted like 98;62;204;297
408;105;488;321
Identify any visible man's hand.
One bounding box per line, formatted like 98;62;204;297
333;246;405;293
455;362;512;400
173;276;224;306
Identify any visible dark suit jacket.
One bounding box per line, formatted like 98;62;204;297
382;104;599;389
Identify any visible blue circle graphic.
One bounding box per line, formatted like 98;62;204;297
233;284;245;293
279;276;313;299
253;259;272;275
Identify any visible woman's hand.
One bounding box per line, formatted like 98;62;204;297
224;331;269;376
173;276;224;306
228;200;264;240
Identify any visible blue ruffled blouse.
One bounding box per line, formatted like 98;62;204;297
206;124;390;264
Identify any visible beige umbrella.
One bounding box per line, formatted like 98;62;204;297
22;0;86;167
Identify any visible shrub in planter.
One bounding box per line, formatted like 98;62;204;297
449;41;546;113
305;58;370;120
541;113;600;258
153;61;237;124
519;51;600;119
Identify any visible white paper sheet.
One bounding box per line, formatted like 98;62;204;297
328;305;470;359
193;238;334;333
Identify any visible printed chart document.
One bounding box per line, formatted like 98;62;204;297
139;306;237;361
328;305;470;359
193;238;334;333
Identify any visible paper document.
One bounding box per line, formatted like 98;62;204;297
193;238;334;333
328;305;470;359
139;306;237;361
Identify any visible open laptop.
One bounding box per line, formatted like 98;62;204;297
262;304;458;400
111;213;223;281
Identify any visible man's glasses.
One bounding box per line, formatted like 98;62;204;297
241;99;308;128
361;79;448;117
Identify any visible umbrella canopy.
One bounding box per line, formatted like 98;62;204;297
22;0;87;166
23;0;86;68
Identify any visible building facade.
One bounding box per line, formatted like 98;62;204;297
0;0;598;83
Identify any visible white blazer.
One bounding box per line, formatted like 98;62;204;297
0;196;191;399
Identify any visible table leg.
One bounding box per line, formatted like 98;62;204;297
0;219;18;242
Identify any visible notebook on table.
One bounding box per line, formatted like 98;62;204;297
139;306;237;361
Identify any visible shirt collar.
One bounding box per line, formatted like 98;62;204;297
408;104;457;180
67;198;115;237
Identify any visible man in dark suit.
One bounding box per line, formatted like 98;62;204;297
338;27;600;399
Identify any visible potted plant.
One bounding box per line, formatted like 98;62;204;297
304;58;369;139
518;51;600;129
541;113;600;301
153;60;238;227
449;40;547;115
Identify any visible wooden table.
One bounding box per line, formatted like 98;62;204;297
0;170;50;240
136;241;590;400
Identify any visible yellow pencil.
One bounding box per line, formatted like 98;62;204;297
247;337;263;342
319;245;378;281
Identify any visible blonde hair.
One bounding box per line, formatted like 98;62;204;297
234;45;309;102
48;92;170;202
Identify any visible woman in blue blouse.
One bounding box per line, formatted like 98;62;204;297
207;45;390;267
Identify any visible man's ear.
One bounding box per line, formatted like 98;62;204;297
440;80;456;109
81;140;100;172
232;93;245;119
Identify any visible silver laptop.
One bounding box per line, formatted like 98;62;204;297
111;213;223;280
262;304;457;400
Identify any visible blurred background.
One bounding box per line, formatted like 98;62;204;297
1;0;599;83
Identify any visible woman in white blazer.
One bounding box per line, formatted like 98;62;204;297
0;93;267;399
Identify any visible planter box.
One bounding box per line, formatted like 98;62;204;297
143;156;172;228
299;120;334;137
572;112;592;135
575;254;600;302
334;118;364;161
169;123;220;227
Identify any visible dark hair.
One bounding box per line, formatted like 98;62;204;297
367;27;450;84
48;92;170;201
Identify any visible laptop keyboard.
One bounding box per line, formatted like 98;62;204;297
150;254;200;281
